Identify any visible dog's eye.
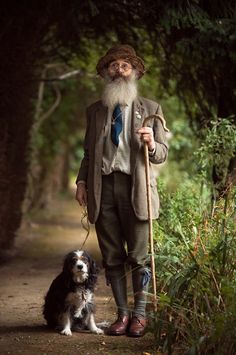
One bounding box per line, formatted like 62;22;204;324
72;257;78;264
81;257;89;265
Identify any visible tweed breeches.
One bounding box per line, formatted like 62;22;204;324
95;172;149;274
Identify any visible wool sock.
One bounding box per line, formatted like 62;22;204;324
132;266;150;318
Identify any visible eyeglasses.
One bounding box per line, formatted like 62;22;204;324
109;62;133;72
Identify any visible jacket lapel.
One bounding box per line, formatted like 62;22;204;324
95;102;108;141
94;102;108;171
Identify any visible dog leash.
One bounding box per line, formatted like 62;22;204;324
79;207;90;250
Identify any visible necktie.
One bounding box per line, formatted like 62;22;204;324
111;104;122;146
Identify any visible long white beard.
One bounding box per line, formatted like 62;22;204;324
102;71;138;109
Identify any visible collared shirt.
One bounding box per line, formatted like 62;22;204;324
102;104;132;175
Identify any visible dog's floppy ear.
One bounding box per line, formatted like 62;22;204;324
84;252;98;291
62;252;74;287
88;259;98;291
63;253;70;273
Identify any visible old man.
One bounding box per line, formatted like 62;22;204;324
76;44;168;337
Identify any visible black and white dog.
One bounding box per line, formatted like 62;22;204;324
43;250;103;336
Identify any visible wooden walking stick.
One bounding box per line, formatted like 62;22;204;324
142;114;167;312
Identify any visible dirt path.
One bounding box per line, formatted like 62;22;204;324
0;192;154;355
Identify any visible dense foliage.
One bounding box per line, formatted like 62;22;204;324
150;182;235;354
148;120;236;354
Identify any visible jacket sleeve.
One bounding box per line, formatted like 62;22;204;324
149;104;168;164
75;107;91;185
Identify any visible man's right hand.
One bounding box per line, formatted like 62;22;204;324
75;183;87;206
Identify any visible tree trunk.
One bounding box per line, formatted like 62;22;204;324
0;15;47;260
0;73;35;258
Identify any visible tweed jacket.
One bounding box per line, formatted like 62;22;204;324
76;96;168;223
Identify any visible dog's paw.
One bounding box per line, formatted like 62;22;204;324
61;328;72;336
97;321;111;329
93;327;104;335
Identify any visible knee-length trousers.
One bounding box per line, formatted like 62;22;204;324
95;172;149;276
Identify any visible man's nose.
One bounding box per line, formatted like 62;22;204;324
117;66;125;72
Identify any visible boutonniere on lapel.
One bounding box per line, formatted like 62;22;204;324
135;111;142;120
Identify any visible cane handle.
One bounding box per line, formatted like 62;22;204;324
142;114;169;132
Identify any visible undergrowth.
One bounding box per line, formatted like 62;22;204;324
147;179;235;355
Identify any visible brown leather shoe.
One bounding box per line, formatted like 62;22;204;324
127;316;147;337
107;315;130;335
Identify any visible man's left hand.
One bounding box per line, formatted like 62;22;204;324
137;127;155;151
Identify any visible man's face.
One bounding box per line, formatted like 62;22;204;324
107;59;133;80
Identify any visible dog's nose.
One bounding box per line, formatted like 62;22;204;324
77;264;83;270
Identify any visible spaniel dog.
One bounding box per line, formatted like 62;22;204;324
43;250;103;336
